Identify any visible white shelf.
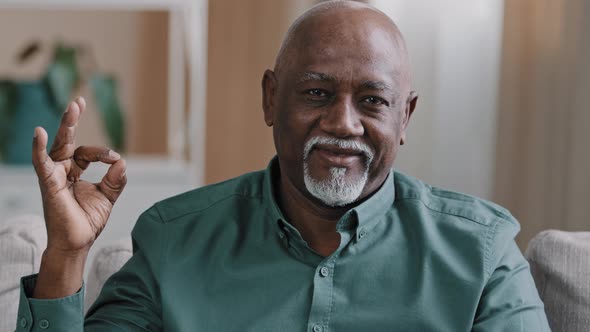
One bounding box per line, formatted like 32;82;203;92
0;155;193;185
0;0;209;187
0;155;195;263
0;0;187;10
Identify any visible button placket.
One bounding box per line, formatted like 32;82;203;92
305;213;355;332
307;258;338;332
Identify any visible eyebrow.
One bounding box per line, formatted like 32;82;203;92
296;72;394;92
359;80;393;92
295;71;337;84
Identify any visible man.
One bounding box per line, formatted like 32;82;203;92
16;1;549;331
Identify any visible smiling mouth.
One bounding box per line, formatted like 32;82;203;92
312;145;365;167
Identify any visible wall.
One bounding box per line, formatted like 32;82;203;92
495;0;590;247
205;0;318;184
370;0;505;200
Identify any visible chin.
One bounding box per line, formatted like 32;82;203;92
303;165;369;207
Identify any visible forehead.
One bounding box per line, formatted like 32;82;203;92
284;17;405;88
286;44;403;91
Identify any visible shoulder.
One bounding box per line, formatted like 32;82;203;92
148;169;267;223
392;171;522;277
393;171;518;230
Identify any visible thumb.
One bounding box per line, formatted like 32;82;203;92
97;158;127;204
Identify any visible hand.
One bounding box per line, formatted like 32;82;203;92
32;96;127;255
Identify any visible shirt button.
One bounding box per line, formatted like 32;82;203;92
312;324;323;332
19;317;27;328
319;266;329;277
39;319;50;329
358;228;366;239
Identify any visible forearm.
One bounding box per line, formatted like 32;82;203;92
33;247;89;299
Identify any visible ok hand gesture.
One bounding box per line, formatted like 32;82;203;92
31;97;127;298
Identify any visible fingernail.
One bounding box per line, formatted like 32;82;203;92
66;101;79;114
33;129;38;138
76;96;86;109
109;150;121;159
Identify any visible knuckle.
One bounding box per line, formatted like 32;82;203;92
65;129;75;141
73;145;84;156
33;155;49;172
44;174;59;188
75;159;89;170
101;178;116;191
50;144;74;159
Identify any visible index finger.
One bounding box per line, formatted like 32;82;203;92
32;126;55;180
48;97;86;161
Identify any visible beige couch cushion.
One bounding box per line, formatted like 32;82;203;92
0;213;132;329
0;215;46;332
84;239;132;312
525;230;590;332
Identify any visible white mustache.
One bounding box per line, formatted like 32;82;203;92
303;136;374;163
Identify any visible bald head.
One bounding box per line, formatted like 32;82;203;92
274;0;412;88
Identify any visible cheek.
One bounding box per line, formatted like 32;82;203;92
274;104;317;158
365;120;401;164
278;98;319;133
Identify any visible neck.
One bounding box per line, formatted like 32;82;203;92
277;172;351;257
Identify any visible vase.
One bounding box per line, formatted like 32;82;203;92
2;81;60;165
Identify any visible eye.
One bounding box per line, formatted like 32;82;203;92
306;88;328;97
302;88;332;105
361;96;389;106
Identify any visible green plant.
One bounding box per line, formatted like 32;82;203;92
0;41;125;160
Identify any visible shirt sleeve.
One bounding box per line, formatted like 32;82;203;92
472;217;551;332
14;206;166;331
15;274;85;331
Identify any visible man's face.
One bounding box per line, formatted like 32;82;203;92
264;15;415;207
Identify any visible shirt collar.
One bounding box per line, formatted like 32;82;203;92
264;156;287;224
349;169;396;236
263;157;396;235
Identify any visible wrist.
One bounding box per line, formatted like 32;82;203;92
33;247;89;299
44;245;90;260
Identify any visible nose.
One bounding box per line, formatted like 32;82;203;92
319;96;364;138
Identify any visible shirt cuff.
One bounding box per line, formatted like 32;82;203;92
15;274;85;331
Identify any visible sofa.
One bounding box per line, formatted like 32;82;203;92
525;230;590;331
0;215;132;332
1;214;588;331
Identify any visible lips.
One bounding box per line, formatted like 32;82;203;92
312;145;364;167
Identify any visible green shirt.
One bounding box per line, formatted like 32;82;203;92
16;159;549;331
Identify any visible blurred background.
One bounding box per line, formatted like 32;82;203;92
0;0;588;249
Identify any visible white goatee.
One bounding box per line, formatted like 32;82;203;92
303;136;374;207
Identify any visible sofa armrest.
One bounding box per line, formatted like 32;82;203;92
0;215;47;332
525;230;590;332
84;238;133;312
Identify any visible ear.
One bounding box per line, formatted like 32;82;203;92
262;69;277;127
400;91;418;145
